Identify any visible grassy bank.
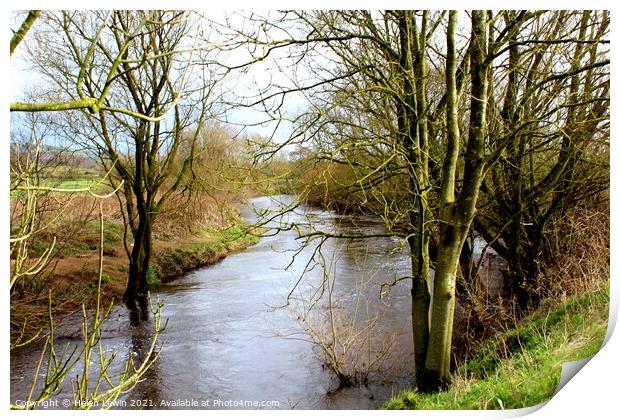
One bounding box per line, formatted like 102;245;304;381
383;285;609;410
10;218;261;340
149;222;262;283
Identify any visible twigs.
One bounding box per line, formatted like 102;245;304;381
291;243;397;387
11;197;164;410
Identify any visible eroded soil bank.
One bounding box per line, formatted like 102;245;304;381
10;216;260;341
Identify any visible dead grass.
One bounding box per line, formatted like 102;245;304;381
533;204;609;302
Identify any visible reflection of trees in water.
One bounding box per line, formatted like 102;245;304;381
330;214;408;269
125;301;163;408
128;296;150;326
325;213;411;305
291;217;414;388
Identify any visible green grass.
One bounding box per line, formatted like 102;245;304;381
198;222;262;252
10;178;112;199
11;163;107;193
39;174;113;194
383;286;609;410
146;266;161;289
151;221;262;281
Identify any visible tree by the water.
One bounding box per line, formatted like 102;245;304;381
236;9;609;391
17;10;219;308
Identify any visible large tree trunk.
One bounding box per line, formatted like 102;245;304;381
124;124;155;311
124;211;153;308
124;218;151;305
423;222;470;390
396;11;433;387
422;10;488;391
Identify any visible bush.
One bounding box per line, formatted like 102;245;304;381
146;266;161;289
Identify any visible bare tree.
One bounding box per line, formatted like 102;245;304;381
228;10;608;391
10;11;168;408
20;10;220;308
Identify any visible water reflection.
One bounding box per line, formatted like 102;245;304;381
126;310;163;406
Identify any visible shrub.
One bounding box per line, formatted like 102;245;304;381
146;266;161;289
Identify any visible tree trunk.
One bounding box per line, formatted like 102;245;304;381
423;222;469;390
124;212;153;309
123;117;154;310
396;11;433;387
409;231;431;386
422;10;488;391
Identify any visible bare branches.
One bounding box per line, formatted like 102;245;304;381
10;10;40;55
10;11;188;123
535;59;609;88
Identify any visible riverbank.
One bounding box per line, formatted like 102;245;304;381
10;218;261;342
383;284;609;409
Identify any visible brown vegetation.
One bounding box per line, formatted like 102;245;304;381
452;196;609;365
10;191;260;342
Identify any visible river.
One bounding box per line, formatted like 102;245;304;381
10;195;424;409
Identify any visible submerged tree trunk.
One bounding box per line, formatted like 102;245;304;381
124;211;153;309
124;123;155;310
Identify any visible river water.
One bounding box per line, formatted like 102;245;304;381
10;195;420;409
